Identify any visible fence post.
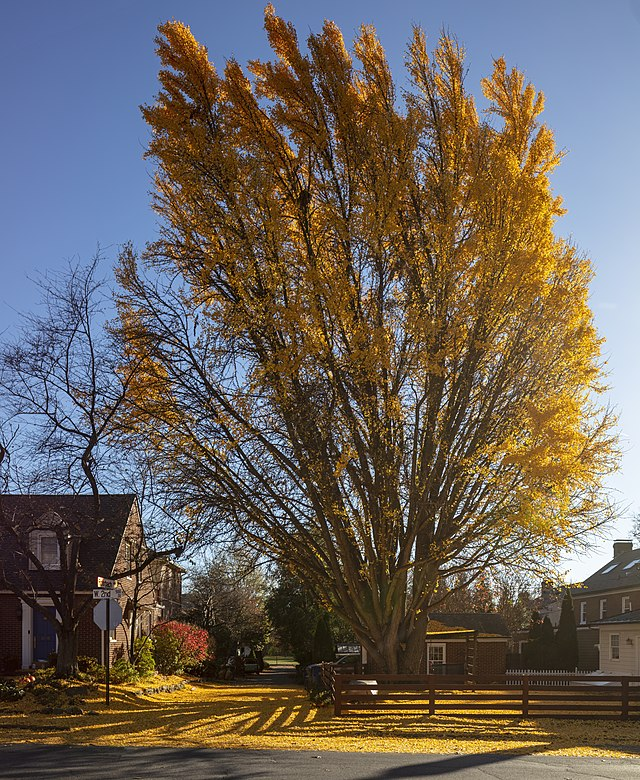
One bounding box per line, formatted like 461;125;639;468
522;675;529;718
429;677;435;716
334;673;343;716
621;678;629;721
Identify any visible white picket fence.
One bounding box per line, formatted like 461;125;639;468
506;669;577;687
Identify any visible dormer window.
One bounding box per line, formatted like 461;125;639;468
29;531;60;570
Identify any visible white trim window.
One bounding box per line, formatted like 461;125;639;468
427;643;446;672
622;596;632;613
579;602;587;625
610;633;620;660
599;599;607;620
29;531;60;570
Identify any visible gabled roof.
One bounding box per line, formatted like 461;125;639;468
572;545;640;595
428;612;510;638
0;494;137;589
590;608;640;626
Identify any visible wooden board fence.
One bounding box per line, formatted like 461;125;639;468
330;672;640;720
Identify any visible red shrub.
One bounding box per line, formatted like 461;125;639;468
152;621;209;674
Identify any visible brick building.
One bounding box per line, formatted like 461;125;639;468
423;613;510;675
0;494;182;673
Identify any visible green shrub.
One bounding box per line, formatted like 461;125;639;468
33;667;56;683
0;681;23;702
308;684;332;707
133;637;156;678
77;656;101;678
109;657;139;684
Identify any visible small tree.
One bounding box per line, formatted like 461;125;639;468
183;551;269;658
523;610;543;667
266;568;355;665
556;590;579;671
312;613;335;663
539;616;559;669
266;569;324;666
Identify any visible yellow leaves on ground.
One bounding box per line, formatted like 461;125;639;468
1;679;639;758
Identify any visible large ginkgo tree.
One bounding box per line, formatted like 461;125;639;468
116;6;617;672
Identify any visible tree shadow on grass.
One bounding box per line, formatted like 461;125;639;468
1;682;639;758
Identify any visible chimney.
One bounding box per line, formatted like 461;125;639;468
613;540;633;558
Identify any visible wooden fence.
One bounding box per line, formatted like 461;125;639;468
330;672;640;720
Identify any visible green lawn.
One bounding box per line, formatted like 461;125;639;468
264;655;295;667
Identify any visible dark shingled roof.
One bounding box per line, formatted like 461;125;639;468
428;612;510;637
571;544;640;595
0;494;137;590
590;608;640;626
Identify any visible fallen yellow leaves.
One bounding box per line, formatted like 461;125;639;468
1;679;639;758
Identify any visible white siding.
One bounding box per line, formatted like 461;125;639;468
598;625;640;675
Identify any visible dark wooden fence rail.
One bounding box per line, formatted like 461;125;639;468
330;672;640;721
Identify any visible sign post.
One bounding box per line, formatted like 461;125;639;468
93;583;123;708
106;600;110;705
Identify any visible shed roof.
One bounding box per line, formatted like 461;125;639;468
590;608;640;626
428;612;510;638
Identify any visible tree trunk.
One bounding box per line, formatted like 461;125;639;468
360;613;429;674
129;606;138;663
399;613;430;674
55;625;79;678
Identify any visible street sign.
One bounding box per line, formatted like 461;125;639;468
93;588;123;600
93;599;123;631
97;577;118;588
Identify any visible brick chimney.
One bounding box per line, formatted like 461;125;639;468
613;539;633;558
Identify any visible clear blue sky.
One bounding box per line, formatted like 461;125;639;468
1;1;639;583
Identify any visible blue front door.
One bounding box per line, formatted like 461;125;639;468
33;607;57;663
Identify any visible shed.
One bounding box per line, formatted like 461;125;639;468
425;613;511;675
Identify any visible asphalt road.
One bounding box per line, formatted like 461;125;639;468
0;745;639;779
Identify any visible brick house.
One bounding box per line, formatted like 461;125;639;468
423;613;510;675
570;539;640;672
0;494;182;673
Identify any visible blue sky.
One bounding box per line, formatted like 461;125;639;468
1;1;639;582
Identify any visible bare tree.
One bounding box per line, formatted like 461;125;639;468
0;258;185;676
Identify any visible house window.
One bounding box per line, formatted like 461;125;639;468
601;564;618;574
610;634;620;660
599;599;607;620
427;643;446;672
29;532;60;570
623;558;640;570
579;602;587;625
622;596;632;613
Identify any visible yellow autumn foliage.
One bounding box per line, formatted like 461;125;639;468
116;7;618;673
